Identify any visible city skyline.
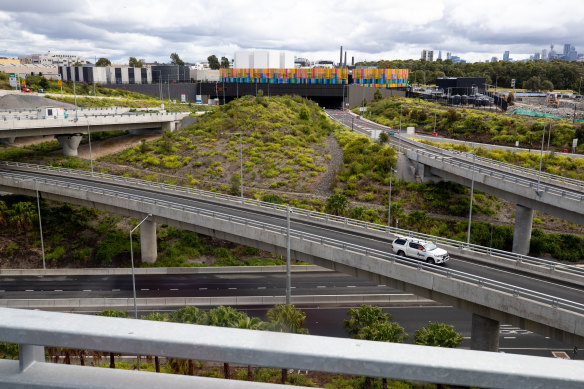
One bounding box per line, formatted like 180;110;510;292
1;0;583;65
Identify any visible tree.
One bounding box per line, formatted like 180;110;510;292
378;131;389;144
266;305;309;384
96;310;128;368
207;55;220;70
207;306;250;379
169;306;208;375
541;80;554;92
95;57;111;67
325;193;349;216
128;57;143;68
414;322;463;348
141;312;169;372
523;76;541;91
220;56;230;69
374;89;383;101
7;202;37;231
170;53;185;66
344;305;408;389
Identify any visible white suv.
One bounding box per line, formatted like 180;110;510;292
391;237;450;265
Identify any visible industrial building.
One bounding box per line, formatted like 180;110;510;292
234;50;294;69
436;77;486;95
0;64;60;79
150;65;190;83
58;65;152;84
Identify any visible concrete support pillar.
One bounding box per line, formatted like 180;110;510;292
0;137;16;144
396;152;416;183
55;134;83;156
162;121;177;132
512;204;534;255
140;219;157;263
470;313;500;352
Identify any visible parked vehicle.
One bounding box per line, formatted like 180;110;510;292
22;87;31;92
391;237;449;265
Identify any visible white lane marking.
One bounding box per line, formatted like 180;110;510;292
199;288;207;290
83;290;91;292
54;290;63;292
347;286;357;288
25;289;34;292
228;287;237;290
257;287;266;290
504;337;517;339
170;288;178;291
317;286;326;288
112;289;120;292
141;289;149;291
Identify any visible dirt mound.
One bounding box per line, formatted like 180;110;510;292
0;94;76;110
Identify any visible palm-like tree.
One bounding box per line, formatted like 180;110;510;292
96;310;128;368
266;305;309;384
170;306;208;375
235;316;265;380
207;306;249;379
344;305;408;389
141;312;169;372
7;202;37;231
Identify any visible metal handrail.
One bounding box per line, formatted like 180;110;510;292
2;169;584;315
1;160;583;278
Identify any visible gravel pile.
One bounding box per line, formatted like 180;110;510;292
312;133;344;197
0;94;76;110
513;96;584;121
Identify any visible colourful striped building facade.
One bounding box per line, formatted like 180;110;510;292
221;68;348;84
352;68;409;88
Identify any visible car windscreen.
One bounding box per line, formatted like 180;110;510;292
424;242;437;251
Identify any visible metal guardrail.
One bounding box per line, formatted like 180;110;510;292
2;168;584;316
3;308;583;389
2;160;584;279
405;136;584;190
408;144;584;202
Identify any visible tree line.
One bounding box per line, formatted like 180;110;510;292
358;58;584;92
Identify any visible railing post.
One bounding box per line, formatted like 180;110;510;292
19;344;45;372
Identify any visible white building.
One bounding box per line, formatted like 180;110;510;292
21;52;86;66
59;65;151;84
234;50;294;69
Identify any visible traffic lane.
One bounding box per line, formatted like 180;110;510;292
0;272;406;299
3;170;583;304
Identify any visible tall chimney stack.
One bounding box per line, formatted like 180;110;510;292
344;52;347;67
340;46;343;66
352;56;354;66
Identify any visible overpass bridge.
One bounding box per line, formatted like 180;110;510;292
326;109;584;255
0;162;583;353
0;108;188;156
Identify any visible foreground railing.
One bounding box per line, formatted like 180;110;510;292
2;160;583;280
1;308;583;388
2;169;583;317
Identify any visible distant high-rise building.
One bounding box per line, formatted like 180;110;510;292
541;49;548;60
563;44;572;57
446;52;452;60
421;49;434;61
451;55;461;64
503;51;510;61
533;52;540;60
567;46;578;61
438;50;442;60
491;56;498;62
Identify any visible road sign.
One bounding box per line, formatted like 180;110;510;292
181;94;186;103
359;107;367;112
511;79;516;88
58;80;62;87
9;73;17;88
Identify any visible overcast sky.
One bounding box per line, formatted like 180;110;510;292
1;0;583;64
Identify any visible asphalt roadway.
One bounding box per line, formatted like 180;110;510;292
1;271;579;360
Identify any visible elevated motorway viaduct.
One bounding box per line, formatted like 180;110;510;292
0;163;583;353
326;109;584;255
0;109;188;156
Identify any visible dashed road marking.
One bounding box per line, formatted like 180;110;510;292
199;288;207;290
170;288;178;291
112;289;120;292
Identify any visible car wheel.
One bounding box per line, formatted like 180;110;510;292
426;258;435;265
397;251;405;257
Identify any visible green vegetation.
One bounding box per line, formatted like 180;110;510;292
104;95;335;194
356;96;584;152
358;58;584;91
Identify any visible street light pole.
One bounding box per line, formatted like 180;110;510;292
387;168;394;227
87;125;94;176
537;116;547;192
286;204;291;305
73;78;78;121
129;213;151;371
35;180;45;270
466;150;476;246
